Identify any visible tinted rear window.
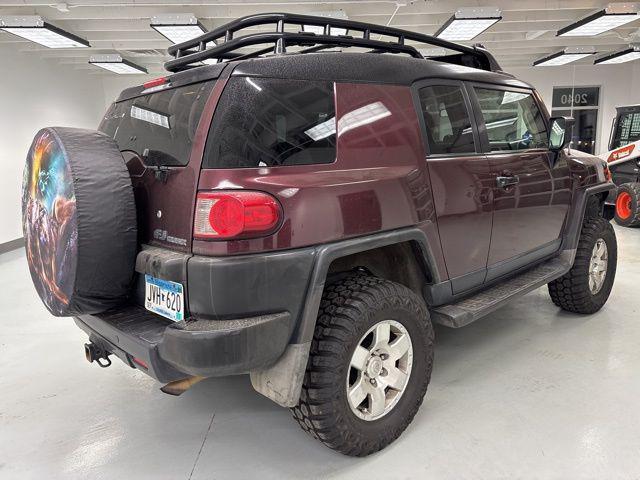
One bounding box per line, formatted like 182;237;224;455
203;77;336;168
99;81;215;166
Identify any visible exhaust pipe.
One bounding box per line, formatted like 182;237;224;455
160;376;205;396
84;342;112;368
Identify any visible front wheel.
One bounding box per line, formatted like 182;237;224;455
291;273;434;456
614;183;640;227
548;217;617;314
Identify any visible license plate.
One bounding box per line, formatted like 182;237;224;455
145;275;184;322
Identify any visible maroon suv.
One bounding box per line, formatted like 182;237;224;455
22;13;617;456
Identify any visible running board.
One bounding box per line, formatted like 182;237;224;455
431;252;573;328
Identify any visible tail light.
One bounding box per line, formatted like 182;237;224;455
194;191;282;240
143;77;167;89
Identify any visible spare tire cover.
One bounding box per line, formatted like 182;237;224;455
22;127;137;316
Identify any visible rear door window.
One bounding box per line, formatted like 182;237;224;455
203;77;336;168
473;88;548;152
417;85;476;155
611;112;640;150
99;81;215;166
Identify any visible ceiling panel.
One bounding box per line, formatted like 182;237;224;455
1;0;639;75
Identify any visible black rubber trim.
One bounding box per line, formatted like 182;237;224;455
159;312;292;377
75;306;292;380
292;226;440;344
562;182;615;251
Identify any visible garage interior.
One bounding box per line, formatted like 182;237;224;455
1;0;640;478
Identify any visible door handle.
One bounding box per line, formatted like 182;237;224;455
496;175;519;189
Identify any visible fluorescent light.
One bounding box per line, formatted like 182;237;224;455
558;4;640;37
302;10;348;36
151;14;206;44
337;101;391;136
501;91;529;104
533;47;595;66
302;25;348;36
420;47;447;57
435;7;502;41
305;117;336;141
595;46;640;64
130;105;170;128
0;15;89;48
246;77;262;91
89;54;147;74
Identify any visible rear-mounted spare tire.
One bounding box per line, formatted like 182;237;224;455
21;127;137;316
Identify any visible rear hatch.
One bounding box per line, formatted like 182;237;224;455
99;77;217;253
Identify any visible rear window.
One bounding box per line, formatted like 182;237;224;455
203;77;336;168
99;81;215;166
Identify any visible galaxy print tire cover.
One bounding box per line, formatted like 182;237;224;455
22;127;137;316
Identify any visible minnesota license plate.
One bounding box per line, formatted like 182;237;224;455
144;275;184;322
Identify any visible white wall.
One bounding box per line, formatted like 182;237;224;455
508;63;640;156
0;46;110;244
100;76;146;110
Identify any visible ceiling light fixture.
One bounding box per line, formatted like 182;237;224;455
89;54;147;74
558;3;640;37
0;15;89;48
435;7;502;41
151;14;206;44
595;45;640;64
533;47;596;66
302;10;348;36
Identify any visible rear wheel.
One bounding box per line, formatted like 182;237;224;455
548;217;617;314
291;272;434;456
614;183;640;227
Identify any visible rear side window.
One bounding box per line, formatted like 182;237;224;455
99;81;215;166
418;85;476;155
611;112;640;150
203;77;336;168
474;88;547;152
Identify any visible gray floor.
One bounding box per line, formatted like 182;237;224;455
1;225;639;480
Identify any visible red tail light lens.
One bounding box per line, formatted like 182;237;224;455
194;191;281;240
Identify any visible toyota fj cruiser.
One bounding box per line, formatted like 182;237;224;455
22;13;617;456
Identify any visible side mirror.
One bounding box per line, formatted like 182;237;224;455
548;116;574;152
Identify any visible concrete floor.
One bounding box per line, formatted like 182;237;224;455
1;225;639;480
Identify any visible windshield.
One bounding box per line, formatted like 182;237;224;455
611;110;640;150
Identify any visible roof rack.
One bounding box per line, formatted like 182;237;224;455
165;12;502;73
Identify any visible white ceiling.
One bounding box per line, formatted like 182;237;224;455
1;0;640;75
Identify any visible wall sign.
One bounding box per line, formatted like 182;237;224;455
552;87;599;108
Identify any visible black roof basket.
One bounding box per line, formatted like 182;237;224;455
165;12;502;73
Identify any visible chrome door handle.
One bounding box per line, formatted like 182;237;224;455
496;175;519;189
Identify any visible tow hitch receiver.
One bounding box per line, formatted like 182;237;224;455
84;342;112;368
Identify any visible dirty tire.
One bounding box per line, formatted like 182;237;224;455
613;183;640;227
22;127;137;316
548;217;617;314
291;272;434;456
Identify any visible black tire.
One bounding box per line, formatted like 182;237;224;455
613;182;640;227
291;272;434;456
548;217;617;314
22;127;137;316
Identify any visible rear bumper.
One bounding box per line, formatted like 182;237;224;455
74;306;292;382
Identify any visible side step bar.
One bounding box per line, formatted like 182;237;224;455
431;252;573;328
